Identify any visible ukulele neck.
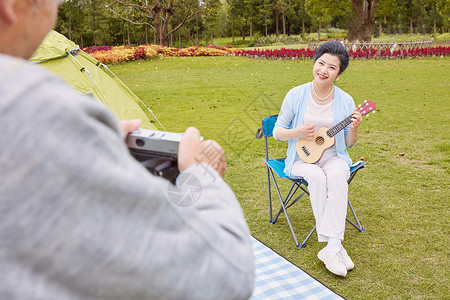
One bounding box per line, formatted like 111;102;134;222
326;116;352;138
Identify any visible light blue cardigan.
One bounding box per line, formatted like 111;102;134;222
273;82;356;177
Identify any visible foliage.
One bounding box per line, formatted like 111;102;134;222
256;34;302;45
56;0;450;48
326;27;348;39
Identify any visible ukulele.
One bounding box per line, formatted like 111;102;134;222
295;100;376;164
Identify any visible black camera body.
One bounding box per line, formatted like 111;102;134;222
126;129;182;183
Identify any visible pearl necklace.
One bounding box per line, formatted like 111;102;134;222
312;80;334;101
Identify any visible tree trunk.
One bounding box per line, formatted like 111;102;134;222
347;0;379;42
250;16;253;43
152;0;173;46
162;10;173;45
127;23;131;46
196;18;199;44
179;29;182;48
302;15;305;39
210;31;213;45
154;3;164;45
318;22;321;42
69;17;72;40
232;21;235;44
282;11;286;35
264;14;268;36
92;0;97;46
275;9;279;37
433;6;437;40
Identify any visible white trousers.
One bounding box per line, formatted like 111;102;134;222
291;155;350;242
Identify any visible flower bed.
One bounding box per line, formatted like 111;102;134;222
233;46;450;60
81;44;450;65
232;48;316;60
82;44;240;64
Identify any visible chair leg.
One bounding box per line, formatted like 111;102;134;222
346;168;366;232
346;198;366;232
267;167;273;221
271;183;299;224
299;226;316;249
268;170;301;247
266;166;366;249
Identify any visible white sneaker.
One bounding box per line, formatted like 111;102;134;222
340;246;355;271
318;246;347;277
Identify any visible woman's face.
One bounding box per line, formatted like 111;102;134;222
312;53;341;85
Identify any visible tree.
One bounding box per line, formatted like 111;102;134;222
287;0;308;38
376;0;396;35
437;0;450;32
244;0;262;42
282;0;305;37
306;0;333;41
346;0;379;41
107;0;217;46
423;0;445;38
203;0;222;45
226;0;238;43
260;0;274;36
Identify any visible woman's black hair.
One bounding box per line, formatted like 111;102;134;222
313;41;349;74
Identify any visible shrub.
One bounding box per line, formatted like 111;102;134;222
327;28;347;39
256;34;302;45
133;47;147;60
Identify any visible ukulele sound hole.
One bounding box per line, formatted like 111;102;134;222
315;136;325;145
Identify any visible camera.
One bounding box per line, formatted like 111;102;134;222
126;129;183;183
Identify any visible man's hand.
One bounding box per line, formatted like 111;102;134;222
120;119;141;136
178;127;226;177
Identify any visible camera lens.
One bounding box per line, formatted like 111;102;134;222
136;139;145;147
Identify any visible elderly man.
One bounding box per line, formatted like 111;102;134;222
0;0;254;299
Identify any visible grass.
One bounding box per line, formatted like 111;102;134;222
111;56;449;299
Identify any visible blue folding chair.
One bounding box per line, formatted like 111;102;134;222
256;115;366;249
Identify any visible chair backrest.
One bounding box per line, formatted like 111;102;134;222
256;115;278;160
261;115;278;137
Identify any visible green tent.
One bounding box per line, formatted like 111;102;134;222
30;30;161;130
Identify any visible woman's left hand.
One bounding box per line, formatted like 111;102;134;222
350;109;362;130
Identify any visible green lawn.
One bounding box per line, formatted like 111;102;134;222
111;56;449;299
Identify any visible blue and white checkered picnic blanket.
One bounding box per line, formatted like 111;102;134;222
250;237;344;300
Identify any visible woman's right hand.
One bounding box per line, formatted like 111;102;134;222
296;124;316;140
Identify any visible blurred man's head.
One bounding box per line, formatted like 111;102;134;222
0;0;59;59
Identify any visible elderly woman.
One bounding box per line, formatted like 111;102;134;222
273;41;362;277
